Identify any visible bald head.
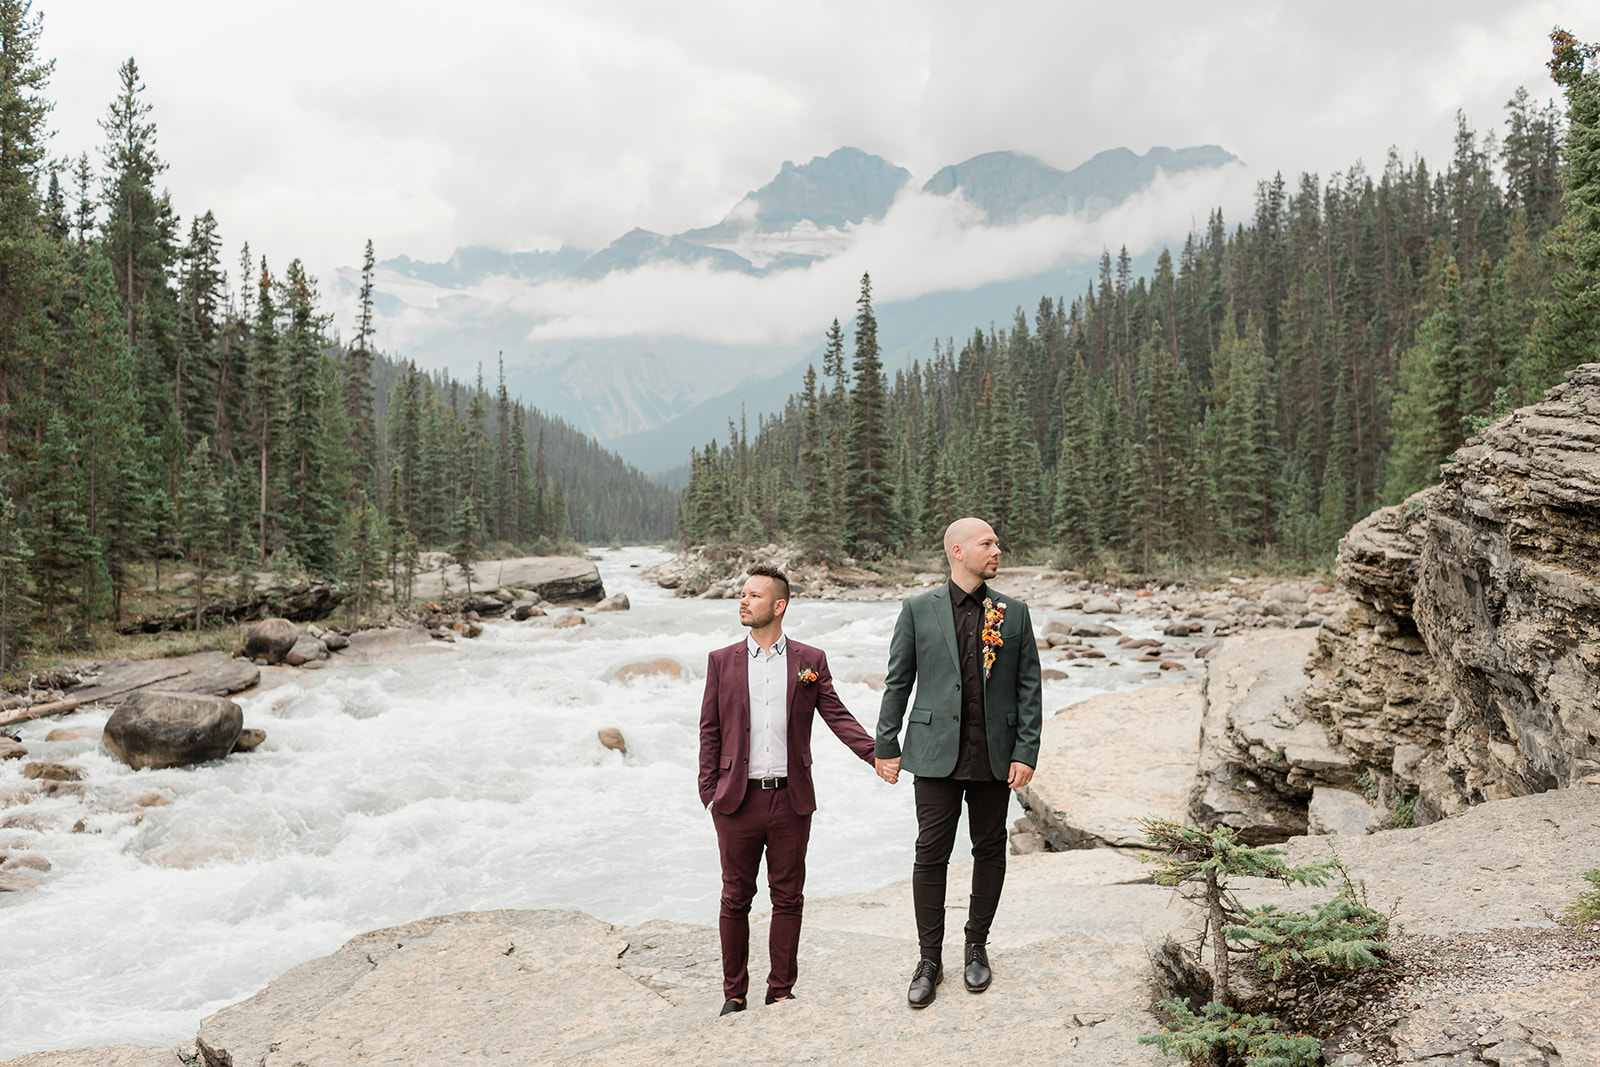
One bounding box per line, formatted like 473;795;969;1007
945;517;1000;592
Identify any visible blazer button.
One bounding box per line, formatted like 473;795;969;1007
953;683;960;690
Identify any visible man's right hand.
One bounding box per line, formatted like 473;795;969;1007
875;757;900;784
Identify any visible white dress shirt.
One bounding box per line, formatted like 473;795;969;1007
746;633;788;778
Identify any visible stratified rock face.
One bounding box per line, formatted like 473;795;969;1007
1189;629;1320;843
102;690;244;770
1415;365;1600;804
1295;493;1459;824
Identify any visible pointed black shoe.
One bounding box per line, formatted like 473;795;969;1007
963;942;992;993
719;998;746;1016
764;992;797;1005
907;958;942;1009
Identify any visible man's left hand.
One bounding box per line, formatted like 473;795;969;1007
1007;762;1034;789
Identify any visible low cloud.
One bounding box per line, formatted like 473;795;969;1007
362;161;1256;356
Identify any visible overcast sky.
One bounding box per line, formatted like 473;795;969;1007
39;0;1596;309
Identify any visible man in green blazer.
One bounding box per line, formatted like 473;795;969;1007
874;516;1043;1008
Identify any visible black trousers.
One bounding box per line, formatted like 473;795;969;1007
911;776;1011;960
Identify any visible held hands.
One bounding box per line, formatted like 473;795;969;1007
1007;762;1034;789
874;757;900;785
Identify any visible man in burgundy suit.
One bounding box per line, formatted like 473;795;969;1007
698;563;878;1016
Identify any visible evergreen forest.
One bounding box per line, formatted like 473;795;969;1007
0;2;675;670
677;31;1600;573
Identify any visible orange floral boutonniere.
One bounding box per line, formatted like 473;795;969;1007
797;667;819;686
982;598;1005;679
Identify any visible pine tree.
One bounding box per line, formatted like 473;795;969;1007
796;364;833;559
1525;31;1600;393
175;438;228;630
451;495;478;594
244;257;281;564
278;260;335;574
842;274;896;555
0;0;55;460
344;490;384;624
0;480;35;673
343;239;379;492
28;415;100;634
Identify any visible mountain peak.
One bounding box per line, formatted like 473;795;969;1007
923;144;1239;224
681;147;911;244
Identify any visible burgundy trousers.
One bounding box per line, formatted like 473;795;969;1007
713;784;812;1001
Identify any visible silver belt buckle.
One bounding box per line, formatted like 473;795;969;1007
758;776;780;789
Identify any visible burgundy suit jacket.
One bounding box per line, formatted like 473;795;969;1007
698;637;874;816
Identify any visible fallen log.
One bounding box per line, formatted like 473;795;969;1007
0;696;91;729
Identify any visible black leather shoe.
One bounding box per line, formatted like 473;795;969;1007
907;958;942;1008
764;992;796;1005
963;943;992;992
719;998;746;1016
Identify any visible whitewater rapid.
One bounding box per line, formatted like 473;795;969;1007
0;546;1177;1057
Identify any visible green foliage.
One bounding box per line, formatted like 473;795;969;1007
1524;31;1600;395
1565;868;1600;923
1139;818;1330;892
1140;999;1323;1067
1228;889;1390;981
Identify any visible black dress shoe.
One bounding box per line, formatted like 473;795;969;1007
719;998;746;1016
963;943;992;992
764;992;797;1005
907;958;942;1008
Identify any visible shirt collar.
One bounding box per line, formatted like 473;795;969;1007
747;632;787;658
948;578;987;606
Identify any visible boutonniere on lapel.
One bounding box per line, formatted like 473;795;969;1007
796;667;819;686
981;599;1006;679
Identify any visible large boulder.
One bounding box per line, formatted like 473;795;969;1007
410;557;605;605
244;618;300;664
102;690;244;770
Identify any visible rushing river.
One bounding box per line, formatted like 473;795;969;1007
0;546;1183;1057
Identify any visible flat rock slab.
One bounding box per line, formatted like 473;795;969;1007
410;557;605;604
0;1049;179;1067
175;851;1173;1067
1019;683;1202;848
69;652;259;706
1237;784;1600;936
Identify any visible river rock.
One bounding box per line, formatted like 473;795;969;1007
0;871;41;893
22;762;82;782
102;691;244;770
553;614;586;629
245;618;301;664
1071;621;1121;637
322;631;350;652
284;635;327;666
1083;595;1121;614
614;658;683;682
233;729;267;753
593;593;630;612
2;852;50;872
1020;683;1202;849
597;727;626;754
512;601;546;620
0;738;24;760
44;728;92;742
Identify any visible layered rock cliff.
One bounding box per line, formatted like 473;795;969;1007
1192;364;1600;837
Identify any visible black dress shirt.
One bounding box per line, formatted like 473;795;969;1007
949;579;994;781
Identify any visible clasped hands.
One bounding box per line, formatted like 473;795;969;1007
874;757;1034;789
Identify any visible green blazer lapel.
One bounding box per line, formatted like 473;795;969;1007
930;586;961;675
